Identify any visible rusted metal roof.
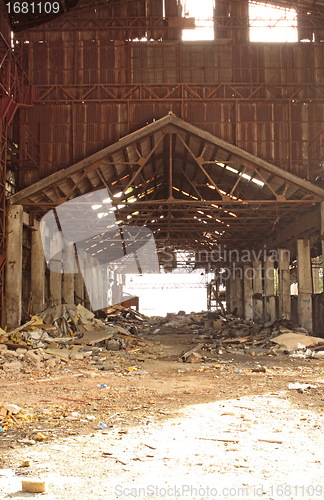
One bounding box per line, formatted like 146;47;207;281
9;113;324;256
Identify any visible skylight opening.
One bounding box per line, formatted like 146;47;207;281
252;178;265;187
181;0;214;41
226;166;239;174
249;1;298;42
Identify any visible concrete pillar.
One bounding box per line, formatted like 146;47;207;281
244;263;253;320
321;201;324;284
83;253;92;310
278;248;291;318
236;267;244;318
30;220;45;313
91;257;99;311
253;260;263;320
225;273;230;312
49;231;62;307
97;262;104;310
62;245;75;304
297;239;313;332
112;272;122;305
313;264;321;294
102;266;108;309
229;265;237;313
74;248;85;306
264;255;276;321
6;205;23;327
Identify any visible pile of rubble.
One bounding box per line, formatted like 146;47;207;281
148;311;324;363
183;314;324;361
2;305;324;371
0;304;149;373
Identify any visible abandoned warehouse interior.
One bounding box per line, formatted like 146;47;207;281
2;0;324;495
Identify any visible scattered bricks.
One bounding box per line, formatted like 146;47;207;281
0;344;8;351
70;353;84;361
16;348;27;355
48;342;58;348
44;358;56;368
34;432;46;441
44;348;70;361
22;480;46;493
251;366;267;373
106;340;121;351
182;344;204;362
0;406;8;418
3;350;19;359
186;352;202;363
33;350;47;361
313;351;324;359
5;404;21;414
21;460;31;467
2;361;22;371
82;371;96;378
213;319;222;330
25;351;42;364
40;352;52;361
18;439;36;445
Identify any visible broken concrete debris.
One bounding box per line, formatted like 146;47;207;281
22;480;46;493
192;314;324;359
1;306;324;375
0;303;149;373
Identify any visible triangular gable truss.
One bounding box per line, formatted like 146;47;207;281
9;113;324;252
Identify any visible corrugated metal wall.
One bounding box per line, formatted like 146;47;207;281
12;5;324;189
0;5;11;44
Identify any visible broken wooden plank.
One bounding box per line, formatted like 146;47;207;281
182;343;204;361
258;438;282;444
197;437;239;443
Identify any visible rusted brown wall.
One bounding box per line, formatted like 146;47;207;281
0;3;11;44
12;2;324;189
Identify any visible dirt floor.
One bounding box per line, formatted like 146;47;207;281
1;329;324;499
